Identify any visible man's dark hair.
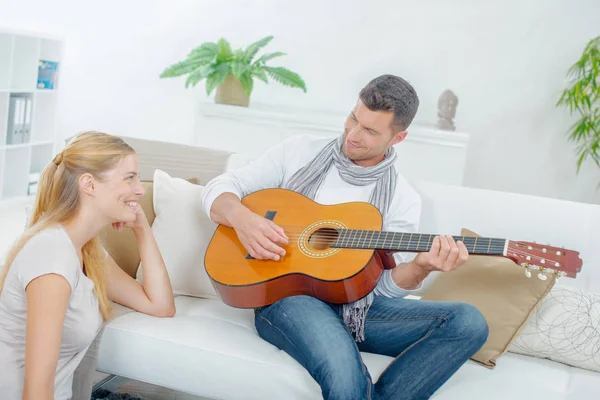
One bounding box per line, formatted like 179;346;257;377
359;74;420;132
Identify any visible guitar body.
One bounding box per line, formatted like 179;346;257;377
204;188;389;308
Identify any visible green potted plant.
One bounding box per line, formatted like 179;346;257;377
557;35;600;173
160;36;307;107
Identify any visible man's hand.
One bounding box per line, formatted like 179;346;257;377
230;207;288;261
414;235;469;272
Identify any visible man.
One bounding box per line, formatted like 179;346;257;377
201;74;488;400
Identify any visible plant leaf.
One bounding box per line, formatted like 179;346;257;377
255;51;286;65
188;42;218;58
243;35;274;63
252;68;269;83
239;73;254;96
184;64;213;88
160;58;207;78
263;66;307;92
205;63;231;95
216;38;233;63
231;61;249;80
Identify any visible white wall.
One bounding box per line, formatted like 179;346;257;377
1;0;599;204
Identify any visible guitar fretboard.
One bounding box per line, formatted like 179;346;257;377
332;230;506;255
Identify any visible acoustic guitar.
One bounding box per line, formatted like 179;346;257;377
205;188;583;309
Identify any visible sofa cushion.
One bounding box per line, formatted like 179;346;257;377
100;178;198;278
96;296;599;400
136;169;218;299
420;228;556;368
509;284;600;373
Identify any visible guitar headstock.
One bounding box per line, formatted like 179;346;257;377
506;240;583;279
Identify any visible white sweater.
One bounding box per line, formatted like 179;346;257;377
201;134;423;298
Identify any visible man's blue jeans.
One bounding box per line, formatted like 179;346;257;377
254;295;488;400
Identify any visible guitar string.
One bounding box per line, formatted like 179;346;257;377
273;225;563;251
267;240;570;272
272;241;571;270
236;225;571;269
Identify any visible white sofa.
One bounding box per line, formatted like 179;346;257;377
94;140;600;400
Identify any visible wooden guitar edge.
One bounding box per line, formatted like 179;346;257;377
210;254;385;309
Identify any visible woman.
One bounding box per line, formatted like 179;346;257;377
0;131;176;400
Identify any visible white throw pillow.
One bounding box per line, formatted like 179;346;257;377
137;169;219;299
509;284;600;372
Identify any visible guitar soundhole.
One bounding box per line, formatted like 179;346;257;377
308;228;339;250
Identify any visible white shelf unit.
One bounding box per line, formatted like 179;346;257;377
0;29;62;201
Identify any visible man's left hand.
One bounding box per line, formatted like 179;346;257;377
413;235;469;273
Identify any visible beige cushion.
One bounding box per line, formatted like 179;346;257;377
420;228;556;368
100;179;197;278
136;169;218;299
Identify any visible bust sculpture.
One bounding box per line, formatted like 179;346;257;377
437;89;458;131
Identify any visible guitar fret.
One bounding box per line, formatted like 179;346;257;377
334;229;344;247
348;229;356;249
393;232;399;250
357;230;365;249
383;231;390;249
344;229;352;248
416;234;422;252
340;229;348;248
377;232;385;249
424;234;433;252
372;231;380;249
344;229;353;248
367;230;374;249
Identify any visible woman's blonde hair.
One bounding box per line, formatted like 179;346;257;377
0;131;135;320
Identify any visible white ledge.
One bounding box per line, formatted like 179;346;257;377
197;101;469;148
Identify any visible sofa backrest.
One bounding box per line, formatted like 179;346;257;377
413;180;600;293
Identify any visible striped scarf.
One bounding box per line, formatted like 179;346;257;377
285;134;398;342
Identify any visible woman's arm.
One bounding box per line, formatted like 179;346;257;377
23;274;71;400
106;205;175;317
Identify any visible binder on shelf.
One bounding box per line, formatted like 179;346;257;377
6;93;33;145
37;60;59;90
22;95;32;143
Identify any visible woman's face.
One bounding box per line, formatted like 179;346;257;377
93;154;145;223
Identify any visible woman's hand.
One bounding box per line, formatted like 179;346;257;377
111;203;149;233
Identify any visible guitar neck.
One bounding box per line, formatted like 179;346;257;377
333;230;507;256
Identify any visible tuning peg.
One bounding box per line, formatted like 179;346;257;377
537;272;548;281
521;263;532;278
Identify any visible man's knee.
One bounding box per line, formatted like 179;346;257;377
317;353;371;400
451;303;489;348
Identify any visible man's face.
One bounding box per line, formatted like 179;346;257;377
342;100;407;167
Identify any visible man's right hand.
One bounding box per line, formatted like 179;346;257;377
230;206;289;261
